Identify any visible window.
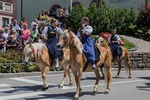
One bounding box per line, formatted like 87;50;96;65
2;18;9;28
0;2;3;10
5;3;11;11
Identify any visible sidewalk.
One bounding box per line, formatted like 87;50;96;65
120;35;150;52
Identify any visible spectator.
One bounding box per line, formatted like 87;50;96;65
13;20;20;30
22;17;28;25
7;35;17;50
3;27;9;40
19;21;24;29
31;27;38;42
34;34;42;43
0;30;7;53
31;19;38;30
63;7;68;15
20;24;31;48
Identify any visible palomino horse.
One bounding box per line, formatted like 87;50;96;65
57;30;112;100
23;43;73;90
96;36;131;78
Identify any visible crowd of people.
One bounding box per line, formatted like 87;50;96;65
0;8;68;53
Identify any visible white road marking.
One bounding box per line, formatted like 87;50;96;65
9;70;150;78
0;87;29;92
0;84;11;88
11;78;56;86
0;92;47;100
62;79;149;90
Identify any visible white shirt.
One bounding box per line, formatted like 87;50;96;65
77;25;93;38
108;34;121;44
3;32;9;40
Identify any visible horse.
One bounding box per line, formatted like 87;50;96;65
23;43;73;90
96;36;131;78
57;30;112;100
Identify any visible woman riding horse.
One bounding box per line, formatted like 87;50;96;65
77;17;96;69
42;19;64;71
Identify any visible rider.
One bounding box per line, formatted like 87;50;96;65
108;28;121;60
77;17;96;69
42;18;64;71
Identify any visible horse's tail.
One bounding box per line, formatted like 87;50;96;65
124;48;131;74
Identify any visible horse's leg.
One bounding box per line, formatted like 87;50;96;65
100;64;105;79
104;59;112;94
72;68;82;100
41;66;49;90
93;69;100;94
59;65;73;88
68;66;73;86
115;61;121;78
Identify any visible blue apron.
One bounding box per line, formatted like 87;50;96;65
81;35;96;64
46;26;59;59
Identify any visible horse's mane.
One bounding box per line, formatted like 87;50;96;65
97;36;109;49
66;30;83;54
24;43;47;58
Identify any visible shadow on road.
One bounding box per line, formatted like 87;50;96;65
136;77;150;91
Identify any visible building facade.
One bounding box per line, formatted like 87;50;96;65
0;0;13;28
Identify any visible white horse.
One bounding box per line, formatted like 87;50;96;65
23;43;73;90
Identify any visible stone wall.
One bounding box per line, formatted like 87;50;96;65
130;52;150;69
113;52;150;69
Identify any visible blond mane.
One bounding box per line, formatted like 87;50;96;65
24;43;47;58
68;30;83;54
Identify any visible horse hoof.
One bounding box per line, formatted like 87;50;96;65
69;83;73;86
58;84;63;88
93;91;98;95
72;97;79;100
104;91;109;94
128;76;131;78
115;75;119;78
42;86;48;91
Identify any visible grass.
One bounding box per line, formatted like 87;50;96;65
120;37;135;49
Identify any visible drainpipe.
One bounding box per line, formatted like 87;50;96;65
21;0;23;20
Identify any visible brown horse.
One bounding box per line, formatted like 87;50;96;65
23;43;73;90
96;36;131;78
57;30;112;100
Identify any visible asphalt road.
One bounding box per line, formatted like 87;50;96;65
0;70;150;100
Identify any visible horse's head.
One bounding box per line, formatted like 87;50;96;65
95;36;105;46
23;43;35;65
57;29;72;48
57;29;83;53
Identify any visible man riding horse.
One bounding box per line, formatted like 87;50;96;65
42;18;64;71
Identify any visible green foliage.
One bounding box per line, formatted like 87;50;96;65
0;50;38;73
136;4;150;41
67;4;88;33
67;2;149;41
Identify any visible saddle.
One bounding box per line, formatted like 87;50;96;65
83;45;100;72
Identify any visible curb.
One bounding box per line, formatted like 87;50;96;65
0;71;65;79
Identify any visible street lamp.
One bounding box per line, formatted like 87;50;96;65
70;0;72;11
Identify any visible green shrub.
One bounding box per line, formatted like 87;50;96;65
67;3;136;36
0;50;38;73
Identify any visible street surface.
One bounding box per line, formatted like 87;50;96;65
0;70;150;100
